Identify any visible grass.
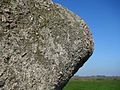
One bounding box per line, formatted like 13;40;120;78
63;78;120;90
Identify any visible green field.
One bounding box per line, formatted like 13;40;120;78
63;78;120;90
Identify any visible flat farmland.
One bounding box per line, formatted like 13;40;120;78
63;77;120;90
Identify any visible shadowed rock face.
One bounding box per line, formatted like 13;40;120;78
0;0;94;90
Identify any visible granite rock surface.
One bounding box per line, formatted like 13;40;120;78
0;0;94;90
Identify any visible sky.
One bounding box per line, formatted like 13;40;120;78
53;0;120;76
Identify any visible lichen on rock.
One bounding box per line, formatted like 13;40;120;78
0;0;94;90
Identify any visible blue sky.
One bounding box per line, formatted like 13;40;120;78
53;0;120;76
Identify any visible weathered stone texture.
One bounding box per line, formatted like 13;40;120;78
0;0;94;90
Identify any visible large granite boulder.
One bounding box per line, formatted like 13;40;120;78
0;0;94;90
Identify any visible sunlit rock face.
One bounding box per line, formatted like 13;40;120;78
0;0;94;90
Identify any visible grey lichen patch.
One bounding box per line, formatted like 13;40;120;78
0;0;94;90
